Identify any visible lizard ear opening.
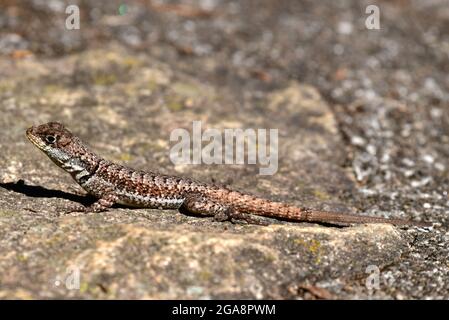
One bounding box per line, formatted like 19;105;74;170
58;132;73;146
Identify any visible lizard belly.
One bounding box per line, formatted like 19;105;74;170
115;190;184;209
78;174;184;209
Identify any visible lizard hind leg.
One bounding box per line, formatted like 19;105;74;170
179;196;269;225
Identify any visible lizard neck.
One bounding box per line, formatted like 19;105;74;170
56;142;101;181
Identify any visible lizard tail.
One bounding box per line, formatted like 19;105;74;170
219;191;430;227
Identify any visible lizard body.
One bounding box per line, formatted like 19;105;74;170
26;122;430;227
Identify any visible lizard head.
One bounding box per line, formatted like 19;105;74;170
26;122;90;168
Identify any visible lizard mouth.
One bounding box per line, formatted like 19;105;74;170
26;126;45;149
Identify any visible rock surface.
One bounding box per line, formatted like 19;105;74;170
0;0;447;299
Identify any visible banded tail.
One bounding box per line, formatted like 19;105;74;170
220;191;431;227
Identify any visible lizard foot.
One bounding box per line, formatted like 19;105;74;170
57;203;88;215
215;209;270;226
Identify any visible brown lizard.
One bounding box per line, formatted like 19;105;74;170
26;122;430;227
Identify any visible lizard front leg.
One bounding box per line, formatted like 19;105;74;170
61;193;118;213
88;193;118;212
179;195;269;225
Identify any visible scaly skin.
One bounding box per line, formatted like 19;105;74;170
26;122;430;227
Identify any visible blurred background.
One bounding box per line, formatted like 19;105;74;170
2;0;447;91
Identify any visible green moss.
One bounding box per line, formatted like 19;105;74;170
93;74;117;86
312;189;331;200
17;253;28;262
126;236;140;246
122;57;141;68
171;82;201;98
0;81;15;93
44;84;64;94
79;281;89;294
45;233;64;246
198;269;212;281
308;239;321;254
0;210;16;217
166;96;184;111
293;238;323;264
119;153;133;162
296;180;306;188
264;252;276;262
147;80;159;91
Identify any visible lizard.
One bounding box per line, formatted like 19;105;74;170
26;122;430;227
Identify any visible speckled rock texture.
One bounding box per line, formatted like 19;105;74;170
0;0;447;299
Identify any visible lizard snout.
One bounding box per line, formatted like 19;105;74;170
26;126;35;136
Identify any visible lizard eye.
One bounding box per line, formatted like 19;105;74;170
45;135;56;144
